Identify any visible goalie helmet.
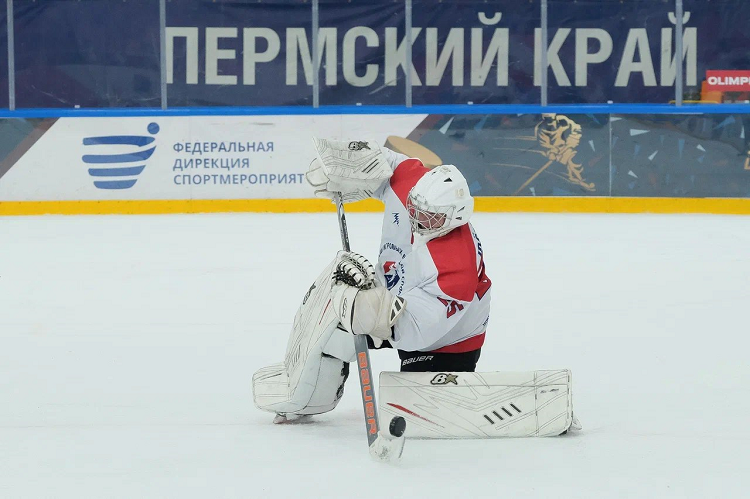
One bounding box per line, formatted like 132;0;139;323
406;164;474;241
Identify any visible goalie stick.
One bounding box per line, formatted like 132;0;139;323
333;192;407;462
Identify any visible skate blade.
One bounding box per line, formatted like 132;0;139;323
273;414;314;425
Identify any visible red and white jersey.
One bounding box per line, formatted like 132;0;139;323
373;149;492;353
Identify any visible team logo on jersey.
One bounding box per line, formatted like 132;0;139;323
348;141;370;151
383;261;400;290
430;373;458;385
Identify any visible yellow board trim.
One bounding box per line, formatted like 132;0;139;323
474;197;750;214
0;199;383;216
1;197;750;216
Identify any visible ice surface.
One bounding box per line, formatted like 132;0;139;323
1;212;749;498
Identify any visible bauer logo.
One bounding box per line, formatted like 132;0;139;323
82;122;160;190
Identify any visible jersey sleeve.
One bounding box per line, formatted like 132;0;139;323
382;147;409;171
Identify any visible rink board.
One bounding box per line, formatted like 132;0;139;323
3;197;750;216
1;112;749;215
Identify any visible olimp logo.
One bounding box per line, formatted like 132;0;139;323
83;122;159;190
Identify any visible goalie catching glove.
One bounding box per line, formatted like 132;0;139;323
331;251;406;347
306;138;393;204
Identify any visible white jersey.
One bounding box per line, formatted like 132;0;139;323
373;149;492;353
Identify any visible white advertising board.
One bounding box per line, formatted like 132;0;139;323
0;114;427;201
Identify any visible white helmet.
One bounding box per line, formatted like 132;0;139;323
406;164;474;241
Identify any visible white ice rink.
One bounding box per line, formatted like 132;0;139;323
1;211;749;498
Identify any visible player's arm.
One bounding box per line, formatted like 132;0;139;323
332;251;472;352
331;252;406;347
381;147;409;171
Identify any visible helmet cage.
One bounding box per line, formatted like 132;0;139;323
406;191;455;237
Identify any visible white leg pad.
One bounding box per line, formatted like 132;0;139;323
252;355;350;416
378;370;577;438
252;256;356;416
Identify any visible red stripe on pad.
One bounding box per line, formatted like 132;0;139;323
386;403;443;428
319;299;331;325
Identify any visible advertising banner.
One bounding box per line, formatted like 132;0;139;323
166;0;315;107
611;114;750;198
403;113;608;196
317;1;407;106
1;112;748;202
0;114;426;201
705;71;750;93
686;0;750;102
0;8;7;110
12;0;161;108
9;0;750;108
546;0;676;104
409;0;540;105
398;112;750;197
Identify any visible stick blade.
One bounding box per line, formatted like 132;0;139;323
369;433;406;462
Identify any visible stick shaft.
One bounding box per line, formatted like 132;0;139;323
333;193;381;447
335;194;351;252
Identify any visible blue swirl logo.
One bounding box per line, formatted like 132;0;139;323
83;122;159;190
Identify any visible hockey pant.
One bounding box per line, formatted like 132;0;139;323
368;337;482;373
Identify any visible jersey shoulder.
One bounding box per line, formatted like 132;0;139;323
389;159;429;206
425;225;478;302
